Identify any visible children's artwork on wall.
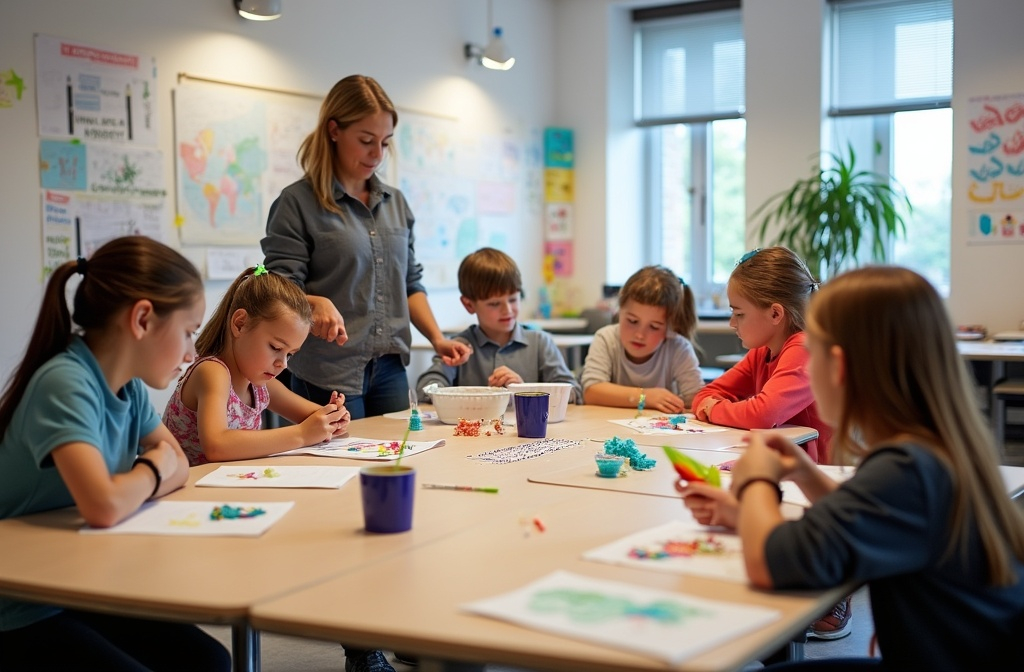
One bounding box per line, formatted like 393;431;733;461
0;68;26;108
967;92;1024;245
544;240;573;277
582;520;747;582
462;569;779;664
544;202;573;241
80;501;294;537
543;168;574;202
543;127;574;168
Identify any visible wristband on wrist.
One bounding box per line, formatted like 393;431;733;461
736;476;782;503
134;456;161;499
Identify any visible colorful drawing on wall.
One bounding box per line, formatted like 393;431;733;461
0;68;26;108
544;168;574;203
544;240;573;277
462;570;779;664
582;520;747;583
967;93;1024;245
544;202;573;241
544;127;574;168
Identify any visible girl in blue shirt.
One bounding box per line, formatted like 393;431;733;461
0;236;229;671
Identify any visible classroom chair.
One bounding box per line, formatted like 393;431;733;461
993;379;1024;459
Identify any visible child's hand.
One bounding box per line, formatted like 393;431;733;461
488;366;523;387
678;480;738;529
728;433;790;498
694;397;721;421
299;397;349;445
644;387;686;414
327;391;351;437
435;337;473;366
139;441;180;482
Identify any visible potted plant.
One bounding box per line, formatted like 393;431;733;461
753;144;912;280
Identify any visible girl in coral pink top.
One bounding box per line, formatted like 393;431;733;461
692;247;832;464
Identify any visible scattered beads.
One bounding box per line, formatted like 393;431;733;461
628;535;727;559
453;417;506;437
210;505;266;521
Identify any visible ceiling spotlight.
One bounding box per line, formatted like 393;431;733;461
235;0;282;21
464;0;515;71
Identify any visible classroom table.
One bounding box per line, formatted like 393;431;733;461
957;340;1024;426
4;405;1019;671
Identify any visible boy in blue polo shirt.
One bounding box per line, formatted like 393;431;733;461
417;248;582;402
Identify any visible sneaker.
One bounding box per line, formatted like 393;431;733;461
808;595;853;640
344;649;396;672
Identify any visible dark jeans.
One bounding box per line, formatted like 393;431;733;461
290;354;410;420
0;609;231;671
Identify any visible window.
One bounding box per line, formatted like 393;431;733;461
829;0;953;293
635;3;745;308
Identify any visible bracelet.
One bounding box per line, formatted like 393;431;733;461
134;456;161;499
735;477;782;503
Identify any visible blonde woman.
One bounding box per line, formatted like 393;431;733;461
262;74;470;426
681;266;1024;670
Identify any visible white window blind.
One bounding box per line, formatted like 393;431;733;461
636;9;744;125
830;0;952;115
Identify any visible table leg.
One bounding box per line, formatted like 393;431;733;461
231;624;261;672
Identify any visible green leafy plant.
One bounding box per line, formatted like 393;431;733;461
753;144;912;280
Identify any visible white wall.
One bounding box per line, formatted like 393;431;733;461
949;0;1024;330
554;0;1023;331
0;0;557;403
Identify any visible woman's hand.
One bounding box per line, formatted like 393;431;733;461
678;480;739;529
488;366;523;387
434;338;473;366
307;295;348;346
644;387;686;414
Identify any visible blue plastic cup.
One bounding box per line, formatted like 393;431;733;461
359;465;415;533
514;392;550;439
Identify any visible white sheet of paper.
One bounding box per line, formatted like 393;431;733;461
80;501;294;537
582;519;748;582
609;415;728;435
462;570;779;665
195;465;359;489
271;436;446;460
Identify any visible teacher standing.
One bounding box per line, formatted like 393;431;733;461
263;75;471;420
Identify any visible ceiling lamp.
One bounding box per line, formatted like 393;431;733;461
464;0;515;71
235;0;282;21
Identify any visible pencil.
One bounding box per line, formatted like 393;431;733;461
421;483;498;493
66;75;74;134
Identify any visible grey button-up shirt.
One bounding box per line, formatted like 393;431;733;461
262;175;425;396
416;323;583;403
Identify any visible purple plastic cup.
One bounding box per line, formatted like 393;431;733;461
359;465;415;533
514;391;550;438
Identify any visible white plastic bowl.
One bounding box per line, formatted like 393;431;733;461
507;382;574;423
425;386;512;425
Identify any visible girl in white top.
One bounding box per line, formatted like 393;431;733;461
581;266;702;413
163;265;350;466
